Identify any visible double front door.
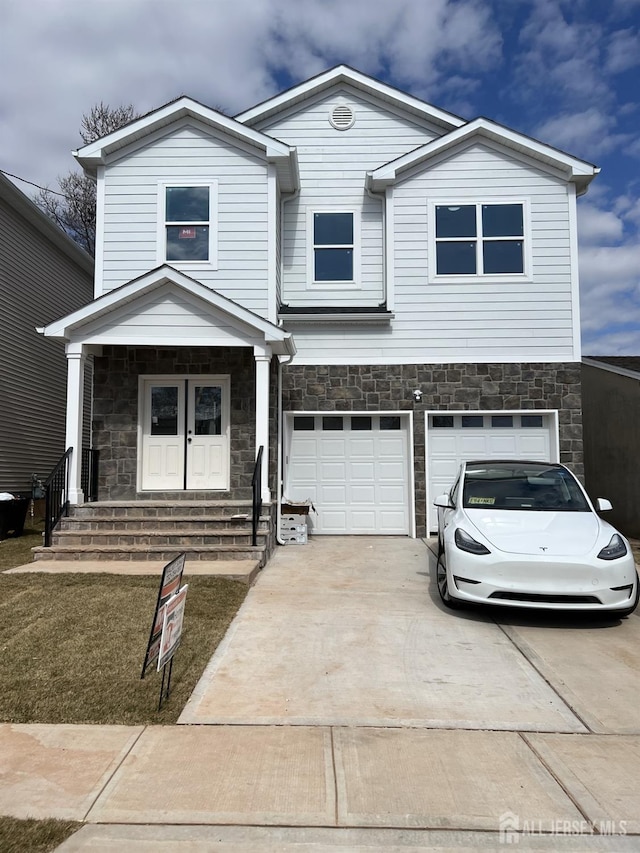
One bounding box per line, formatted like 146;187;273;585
140;376;230;491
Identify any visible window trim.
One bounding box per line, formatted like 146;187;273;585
306;207;361;289
429;199;530;283
157;180;218;268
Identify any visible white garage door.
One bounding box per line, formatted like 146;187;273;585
427;412;556;532
286;414;411;534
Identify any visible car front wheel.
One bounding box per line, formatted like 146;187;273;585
436;546;462;609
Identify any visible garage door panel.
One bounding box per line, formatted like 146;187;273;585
378;484;406;503
321;511;349;533
427;415;553;532
287;415;410;535
320;485;348;503
351;485;376;503
519;436;549;455
321;462;347;479
378;460;405;480
379;511;408;532
350;462;376;479
292;438;320;457
350;438;375;456
351;511;377;530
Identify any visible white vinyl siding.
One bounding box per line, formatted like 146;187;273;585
99;122;270;314
0;188;93;492
285;141;577;363
256;87;440;309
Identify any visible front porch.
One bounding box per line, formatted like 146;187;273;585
38;267;296;565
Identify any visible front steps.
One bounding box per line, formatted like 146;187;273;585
33;500;273;566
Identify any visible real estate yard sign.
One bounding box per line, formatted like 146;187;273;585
140;553;186;677
157;584;188;670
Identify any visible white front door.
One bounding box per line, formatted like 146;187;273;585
140;376;229;491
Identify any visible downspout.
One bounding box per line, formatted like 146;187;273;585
275;183;299;545
276;352;294;544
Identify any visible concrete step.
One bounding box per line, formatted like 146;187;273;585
32;543;267;562
58;515;270;532
51;528;269;547
70;501;269;520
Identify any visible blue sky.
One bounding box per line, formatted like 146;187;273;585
1;0;638;354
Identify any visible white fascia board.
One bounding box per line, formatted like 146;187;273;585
42;265;295;354
582;358;640;381
236;65;464;132
367;118;599;190
74;97;292;172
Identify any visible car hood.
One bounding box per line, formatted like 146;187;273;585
465;510;602;556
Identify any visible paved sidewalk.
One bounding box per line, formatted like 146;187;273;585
1;537;638;851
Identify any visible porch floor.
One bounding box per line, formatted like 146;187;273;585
4;559;260;584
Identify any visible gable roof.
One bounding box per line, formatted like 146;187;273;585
236;64;465;132
74;97;298;191
40;266;296;356
367;117;599;195
583;356;640;379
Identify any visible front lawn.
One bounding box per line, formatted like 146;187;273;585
0;571;246;725
0;817;79;853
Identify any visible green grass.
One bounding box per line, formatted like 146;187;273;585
0;571;247;725
0;523;44;572
0;817;79;853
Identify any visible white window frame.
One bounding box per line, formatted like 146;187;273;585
306;207;361;290
429;199;531;283
157;180;218;268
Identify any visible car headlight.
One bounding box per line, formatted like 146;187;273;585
597;534;628;561
454;528;491;555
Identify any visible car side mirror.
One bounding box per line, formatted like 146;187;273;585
596;498;613;512
434;493;454;508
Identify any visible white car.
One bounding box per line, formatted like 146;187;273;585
433;460;639;615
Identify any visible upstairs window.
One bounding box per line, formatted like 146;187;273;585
310;211;358;285
162;184;216;264
435;203;524;276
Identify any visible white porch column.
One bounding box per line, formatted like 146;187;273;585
65;343;86;505
254;346;272;503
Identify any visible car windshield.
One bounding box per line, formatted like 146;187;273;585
462;462;590;512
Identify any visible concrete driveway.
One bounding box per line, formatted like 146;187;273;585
0;537;640;853
9;536;640;850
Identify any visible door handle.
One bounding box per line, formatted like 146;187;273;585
187;437;192;443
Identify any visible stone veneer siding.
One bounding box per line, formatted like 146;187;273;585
92;346;279;501
281;362;583;538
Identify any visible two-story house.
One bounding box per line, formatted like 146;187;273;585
41;66;597;553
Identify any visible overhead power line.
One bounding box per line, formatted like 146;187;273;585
0;169;66;197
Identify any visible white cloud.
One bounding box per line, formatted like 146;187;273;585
577;204;624;244
605;28;640;73
535;108;630;159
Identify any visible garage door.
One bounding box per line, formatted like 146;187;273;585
286;414;411;534
427;412;556;532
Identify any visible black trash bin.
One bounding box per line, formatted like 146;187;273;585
0;497;30;539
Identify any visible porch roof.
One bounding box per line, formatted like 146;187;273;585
39;266;296;357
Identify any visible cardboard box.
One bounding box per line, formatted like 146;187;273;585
281;503;312;515
282;531;308;545
281;514;307;525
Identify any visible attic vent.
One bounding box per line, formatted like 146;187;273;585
330;104;355;130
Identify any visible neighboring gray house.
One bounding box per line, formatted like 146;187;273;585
0;171;93;494
41;65;598;550
582;356;640;539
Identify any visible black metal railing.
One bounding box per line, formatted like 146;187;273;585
251;445;263;547
44;448;72;547
81;448;100;502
